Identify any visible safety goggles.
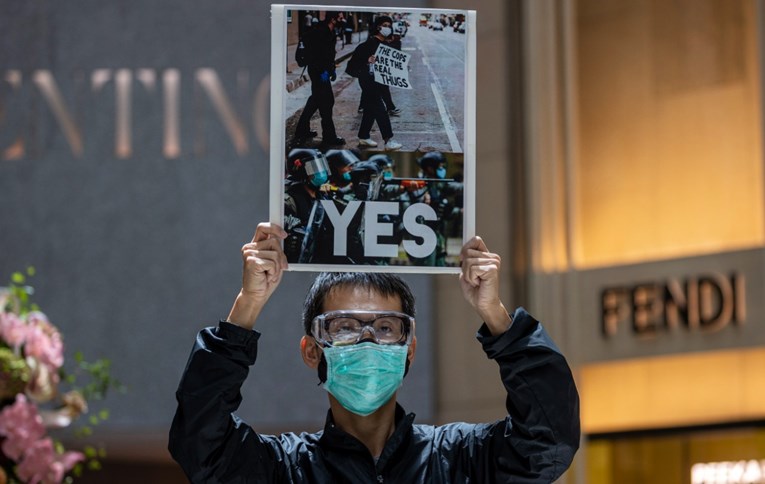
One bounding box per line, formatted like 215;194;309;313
311;310;415;347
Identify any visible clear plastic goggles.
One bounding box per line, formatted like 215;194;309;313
311;310;415;347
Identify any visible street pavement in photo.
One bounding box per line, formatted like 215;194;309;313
285;24;467;155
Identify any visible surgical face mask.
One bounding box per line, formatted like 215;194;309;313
436;167;447;179
310;170;328;187
383;171;393;180
322;342;407;416
342;171;352;182
379;26;392;37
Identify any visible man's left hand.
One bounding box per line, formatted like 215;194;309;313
459;236;512;335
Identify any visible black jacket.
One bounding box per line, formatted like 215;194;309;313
169;308;580;483
303;22;337;73
346;35;381;81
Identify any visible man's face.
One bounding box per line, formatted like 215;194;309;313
300;283;417;385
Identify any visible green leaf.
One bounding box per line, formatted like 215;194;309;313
11;272;25;284
87;460;102;471
26;266;36;276
99;409;110;420
84;445;98;459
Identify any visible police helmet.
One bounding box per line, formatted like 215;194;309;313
325;149;360;186
350;160;382;200
417;151;446;170
287;148;331;186
367;153;395;171
325;149;360;172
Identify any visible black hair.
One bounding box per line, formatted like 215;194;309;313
302;272;416;335
375;15;393;28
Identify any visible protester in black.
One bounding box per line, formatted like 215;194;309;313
169;222;581;483
295;12;345;148
357;29;402;117
347;15;402;151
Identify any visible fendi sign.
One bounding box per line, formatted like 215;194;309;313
601;273;746;337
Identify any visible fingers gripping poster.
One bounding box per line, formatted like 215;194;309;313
270;5;476;273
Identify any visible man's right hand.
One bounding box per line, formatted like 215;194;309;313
227;223;288;329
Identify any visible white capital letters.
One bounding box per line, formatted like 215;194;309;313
402;203;437;258
321;200;361;256
364;202;399;258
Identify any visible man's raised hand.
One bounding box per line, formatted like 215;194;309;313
227;223;288;329
459;236;512;335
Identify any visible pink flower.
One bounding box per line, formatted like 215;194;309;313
0;394;46;461
0;311;28;349
16;437;85;484
24;312;64;370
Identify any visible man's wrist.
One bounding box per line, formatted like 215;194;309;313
226;290;266;330
479;302;513;336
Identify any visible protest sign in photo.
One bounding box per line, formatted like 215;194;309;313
373;43;411;89
270;5;476;272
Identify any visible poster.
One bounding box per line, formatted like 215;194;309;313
270;5;476;273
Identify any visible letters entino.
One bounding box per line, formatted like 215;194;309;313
0;68;270;160
601;273;746;337
323;201;437;258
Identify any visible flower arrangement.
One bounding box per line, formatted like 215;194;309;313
0;268;122;484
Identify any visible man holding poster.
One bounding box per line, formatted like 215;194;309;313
169;223;580;482
346;15;403;151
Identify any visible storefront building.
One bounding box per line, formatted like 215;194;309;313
433;0;765;482
532;0;764;482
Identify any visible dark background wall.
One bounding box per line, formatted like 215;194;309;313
0;0;432;461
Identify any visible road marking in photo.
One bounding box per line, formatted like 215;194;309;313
430;82;461;152
433;41;464;63
416;32;463;153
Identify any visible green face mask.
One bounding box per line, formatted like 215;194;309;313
322;342;407;416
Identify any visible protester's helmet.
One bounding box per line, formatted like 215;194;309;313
325;149;360;186
287;148;331;187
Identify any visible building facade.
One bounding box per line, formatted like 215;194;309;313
432;0;765;482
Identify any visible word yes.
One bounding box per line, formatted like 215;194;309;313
322;201;436;258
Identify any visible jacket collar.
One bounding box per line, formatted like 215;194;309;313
319;403;416;468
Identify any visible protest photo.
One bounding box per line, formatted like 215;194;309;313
271;6;476;272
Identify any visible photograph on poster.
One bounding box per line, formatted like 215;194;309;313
270;5;476;272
